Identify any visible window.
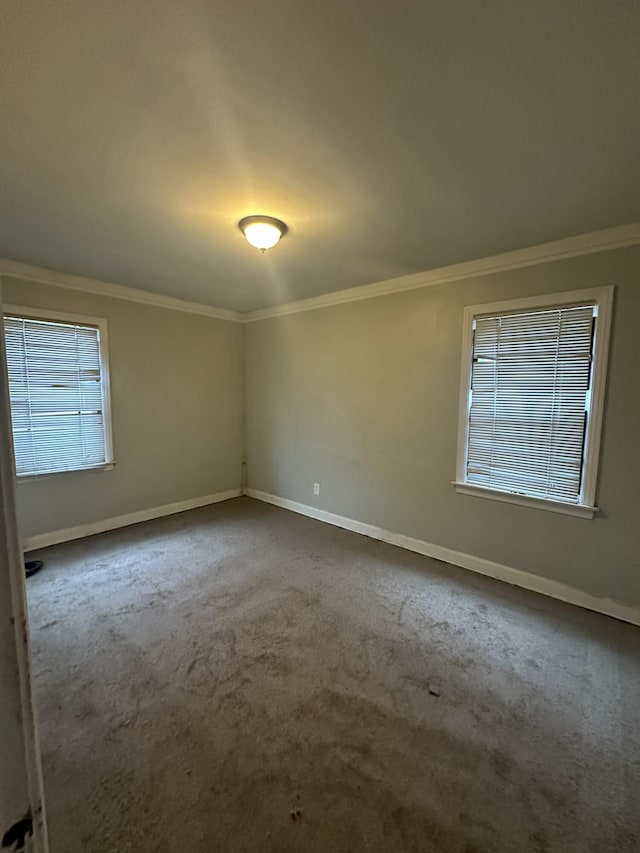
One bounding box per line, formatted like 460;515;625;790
3;306;114;477
454;287;613;518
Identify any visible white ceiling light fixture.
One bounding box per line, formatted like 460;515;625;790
238;215;288;252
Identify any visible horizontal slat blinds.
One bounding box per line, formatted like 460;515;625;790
4;315;107;475
466;304;596;504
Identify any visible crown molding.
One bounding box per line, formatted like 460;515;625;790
2;223;639;324
0;259;242;323
243;222;640;322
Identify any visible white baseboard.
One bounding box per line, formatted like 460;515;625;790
24;488;243;551
247;489;640;627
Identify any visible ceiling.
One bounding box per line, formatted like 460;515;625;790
1;1;640;313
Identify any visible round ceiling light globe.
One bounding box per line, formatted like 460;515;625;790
238;216;288;251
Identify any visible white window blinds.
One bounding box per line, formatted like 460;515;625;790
4;315;109;476
466;303;596;504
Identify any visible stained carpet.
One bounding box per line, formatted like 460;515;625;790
26;497;640;852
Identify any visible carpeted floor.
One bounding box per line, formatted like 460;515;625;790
26;496;640;852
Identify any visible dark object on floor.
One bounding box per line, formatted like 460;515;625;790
25;560;43;578
1;811;33;850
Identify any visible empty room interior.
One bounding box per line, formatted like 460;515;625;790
1;2;640;852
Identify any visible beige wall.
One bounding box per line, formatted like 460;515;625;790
5;247;640;607
2;277;244;540
245;245;640;608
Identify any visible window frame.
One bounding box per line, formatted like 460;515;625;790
454;286;614;519
3;304;115;479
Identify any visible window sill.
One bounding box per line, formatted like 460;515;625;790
17;462;115;481
453;482;598;519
